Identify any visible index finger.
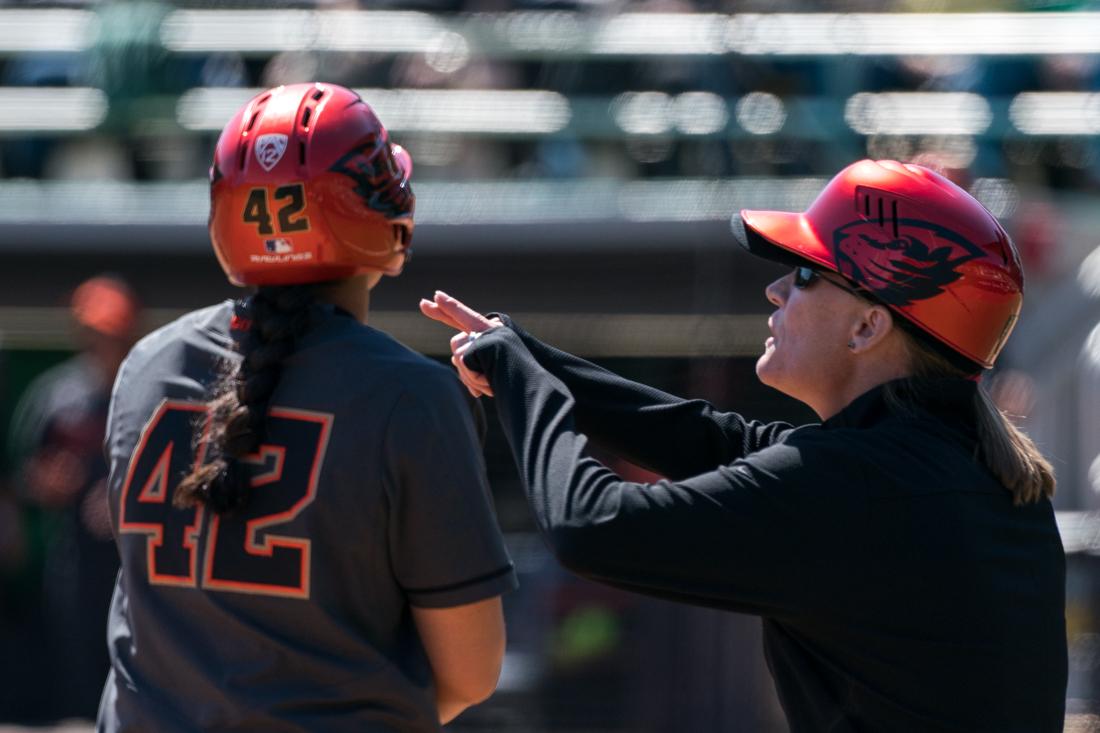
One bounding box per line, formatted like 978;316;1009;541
433;291;494;332
419;298;466;332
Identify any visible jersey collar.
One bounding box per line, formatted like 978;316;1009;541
824;377;979;430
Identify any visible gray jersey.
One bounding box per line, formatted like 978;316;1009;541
98;301;517;733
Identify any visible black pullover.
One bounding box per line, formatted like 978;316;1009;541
465;316;1067;733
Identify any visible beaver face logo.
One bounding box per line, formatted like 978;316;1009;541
329;142;414;220
833;219;985;307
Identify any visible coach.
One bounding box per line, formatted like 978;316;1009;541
422;159;1067;732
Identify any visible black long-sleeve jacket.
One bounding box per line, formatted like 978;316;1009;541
465;316;1067;733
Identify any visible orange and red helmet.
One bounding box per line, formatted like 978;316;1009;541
735;159;1023;370
209;83;414;286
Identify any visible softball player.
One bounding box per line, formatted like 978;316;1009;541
98;83;516;732
423;160;1067;732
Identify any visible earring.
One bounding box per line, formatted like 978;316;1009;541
848;341;856;349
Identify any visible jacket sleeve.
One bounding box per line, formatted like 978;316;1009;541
465;327;859;617
492;314;793;479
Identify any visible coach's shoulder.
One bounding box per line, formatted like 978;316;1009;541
733;423;887;501
772;422;875;461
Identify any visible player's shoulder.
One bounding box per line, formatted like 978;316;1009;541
372;334;467;406
316;316;456;382
144;301;232;347
113;302;235;406
125;302;233;365
290;314;467;414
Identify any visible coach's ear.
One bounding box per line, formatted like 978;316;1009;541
412;596;506;724
847;303;896;355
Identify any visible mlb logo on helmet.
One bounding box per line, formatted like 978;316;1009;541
265;238;293;253
255;134;288;172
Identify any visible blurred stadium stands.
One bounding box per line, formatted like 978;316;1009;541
0;1;1098;730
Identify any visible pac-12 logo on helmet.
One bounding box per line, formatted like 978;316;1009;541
833;219;985;308
255;134;288;172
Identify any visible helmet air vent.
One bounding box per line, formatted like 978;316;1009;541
244;94;271;133
856;187;901;238
300;107;312;129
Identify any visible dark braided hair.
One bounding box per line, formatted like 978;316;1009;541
174;285;319;514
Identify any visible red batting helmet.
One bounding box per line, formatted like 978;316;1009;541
734;159;1023;370
209;82;414;286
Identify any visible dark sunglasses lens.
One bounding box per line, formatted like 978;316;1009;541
794;267;816;288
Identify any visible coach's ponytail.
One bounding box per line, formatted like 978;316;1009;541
885;330;1055;506
174;285;318;514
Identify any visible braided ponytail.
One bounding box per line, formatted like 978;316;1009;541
175;285;318;514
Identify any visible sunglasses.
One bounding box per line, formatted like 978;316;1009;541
792;266;865;299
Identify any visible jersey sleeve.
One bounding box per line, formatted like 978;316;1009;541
464;327;861;617
383;369;518;609
493;314;793;478
103;334;173;533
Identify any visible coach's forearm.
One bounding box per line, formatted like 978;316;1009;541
494;314;786;476
463;328;806;614
464;328;626;543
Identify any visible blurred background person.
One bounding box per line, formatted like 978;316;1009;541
7;275;142;722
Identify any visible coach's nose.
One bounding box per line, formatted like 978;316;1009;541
765;272;791;308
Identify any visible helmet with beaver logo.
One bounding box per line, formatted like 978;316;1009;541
732;159;1023;370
